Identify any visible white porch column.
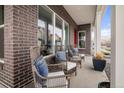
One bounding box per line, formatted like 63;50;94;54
91;24;96;56
93;25;97;56
53;12;56;54
111;6;124;88
96;11;102;52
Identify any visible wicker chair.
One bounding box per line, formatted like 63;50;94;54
44;54;65;72
55;50;77;76
68;47;82;68
30;46;70;88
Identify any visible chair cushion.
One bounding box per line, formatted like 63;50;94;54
67;62;76;70
72;48;79;56
55;51;67;62
71;56;81;61
33;55;43;65
34;56;48;77
48;71;65;77
72;56;79;59
47;71;67;88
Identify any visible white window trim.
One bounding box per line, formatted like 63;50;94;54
64;22;69;46
62;20;65;47
0;59;4;64
78;31;86;49
62;21;69;50
55;14;63;46
53;12;56;54
0;24;4;28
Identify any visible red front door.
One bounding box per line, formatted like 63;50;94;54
74;30;77;48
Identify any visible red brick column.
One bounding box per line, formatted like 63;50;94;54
0;5;38;88
0;5;15;87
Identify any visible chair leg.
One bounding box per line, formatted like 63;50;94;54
75;72;77;76
80;61;82;68
67;77;71;88
75;68;77;76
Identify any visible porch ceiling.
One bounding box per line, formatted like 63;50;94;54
63;5;96;25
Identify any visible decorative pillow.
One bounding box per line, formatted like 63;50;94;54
72;48;79;56
34;56;48;77
55;51;67;62
33;55;43;65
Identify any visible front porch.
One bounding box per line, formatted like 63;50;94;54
28;55;109;88
0;5;110;88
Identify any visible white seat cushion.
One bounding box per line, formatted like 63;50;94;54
67;62;76;70
47;71;68;88
80;54;85;57
48;71;65;77
72;56;79;59
71;56;81;61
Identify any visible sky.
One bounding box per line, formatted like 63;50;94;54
101;5;111;40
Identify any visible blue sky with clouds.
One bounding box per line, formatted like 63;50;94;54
101;6;111;39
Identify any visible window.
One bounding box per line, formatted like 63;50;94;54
38;6;53;55
78;31;86;49
55;15;63;51
38;6;70;54
0;5;4;58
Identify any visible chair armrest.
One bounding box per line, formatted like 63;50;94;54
35;68;70;80
47;74;67;79
35;72;66;79
36;71;70;80
34;70;71;88
34;69;47;79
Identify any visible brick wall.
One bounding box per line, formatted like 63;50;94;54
12;6;38;87
0;6;14;87
0;5;38;87
78;24;91;54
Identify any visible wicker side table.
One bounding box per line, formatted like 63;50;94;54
64;61;77;76
70;57;82;68
80;54;85;60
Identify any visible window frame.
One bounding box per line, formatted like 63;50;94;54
38;6;54;55
38;5;70;54
78;31;86;49
55;14;63;43
46;5;70;46
63;21;69;50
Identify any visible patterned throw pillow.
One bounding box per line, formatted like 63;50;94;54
55;51;67;62
34;56;48;77
72;48;79;56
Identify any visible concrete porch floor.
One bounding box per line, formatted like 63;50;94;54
70;55;109;88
